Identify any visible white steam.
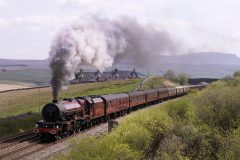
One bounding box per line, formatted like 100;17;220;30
49;16;180;100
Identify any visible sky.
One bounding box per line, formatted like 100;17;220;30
0;0;240;59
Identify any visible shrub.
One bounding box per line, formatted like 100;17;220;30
193;86;240;132
233;70;240;78
0;113;41;138
113;122;152;153
167;99;193;122
217;129;240;160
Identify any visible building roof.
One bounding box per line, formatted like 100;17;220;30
70;68;139;84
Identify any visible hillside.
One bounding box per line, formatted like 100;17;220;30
0;59;49;69
116;52;240;78
0;52;240;80
155;52;240;65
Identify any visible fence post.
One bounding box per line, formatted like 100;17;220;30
108;120;119;132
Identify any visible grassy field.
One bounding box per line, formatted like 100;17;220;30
0;68;51;84
55;77;240;160
0;113;42;138
0;79;142;118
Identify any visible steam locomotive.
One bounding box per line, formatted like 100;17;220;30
33;84;206;140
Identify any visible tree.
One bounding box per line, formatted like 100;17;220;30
164;70;176;80
233;71;240;78
223;75;232;80
176;74;189;85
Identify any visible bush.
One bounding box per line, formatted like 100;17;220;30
163;70;189;85
164;70;176;80
217;129;240;160
193;86;240;132
0;113;41;138
167;99;193;122
233;70;240;78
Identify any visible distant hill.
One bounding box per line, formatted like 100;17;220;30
156;52;240;65
0;52;240;79
115;52;240;78
0;59;49;69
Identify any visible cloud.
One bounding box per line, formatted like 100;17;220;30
12;16;77;31
14;16;60;27
0;0;7;7
0;17;9;29
59;0;105;7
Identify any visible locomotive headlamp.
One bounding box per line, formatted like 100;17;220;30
56;125;59;129
35;124;38;127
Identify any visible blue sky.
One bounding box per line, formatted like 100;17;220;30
0;0;240;59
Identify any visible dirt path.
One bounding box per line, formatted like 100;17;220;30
0;84;30;92
134;76;151;90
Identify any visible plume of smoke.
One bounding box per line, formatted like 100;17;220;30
49;15;181;100
114;17;180;64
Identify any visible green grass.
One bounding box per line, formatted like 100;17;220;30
0;68;51;84
0;113;41;138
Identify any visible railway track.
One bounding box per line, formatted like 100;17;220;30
0;131;40;159
0;139;41;159
0;131;37;150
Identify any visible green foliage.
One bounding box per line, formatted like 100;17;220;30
163;70;189;85
193;85;240;131
139;76;176;90
217;128;240;159
167;99;193;122
222;75;232;80
233;70;240;78
174;73;189;85
0;113;41;138
164;70;176;80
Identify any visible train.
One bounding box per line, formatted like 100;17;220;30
33;84;206;140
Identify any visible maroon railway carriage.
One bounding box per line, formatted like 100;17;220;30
101;93;130;116
157;88;169;100
168;87;177;97
128;91;146;108
183;86;190;94
144;89;159;103
190;84;206;90
176;86;184;95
